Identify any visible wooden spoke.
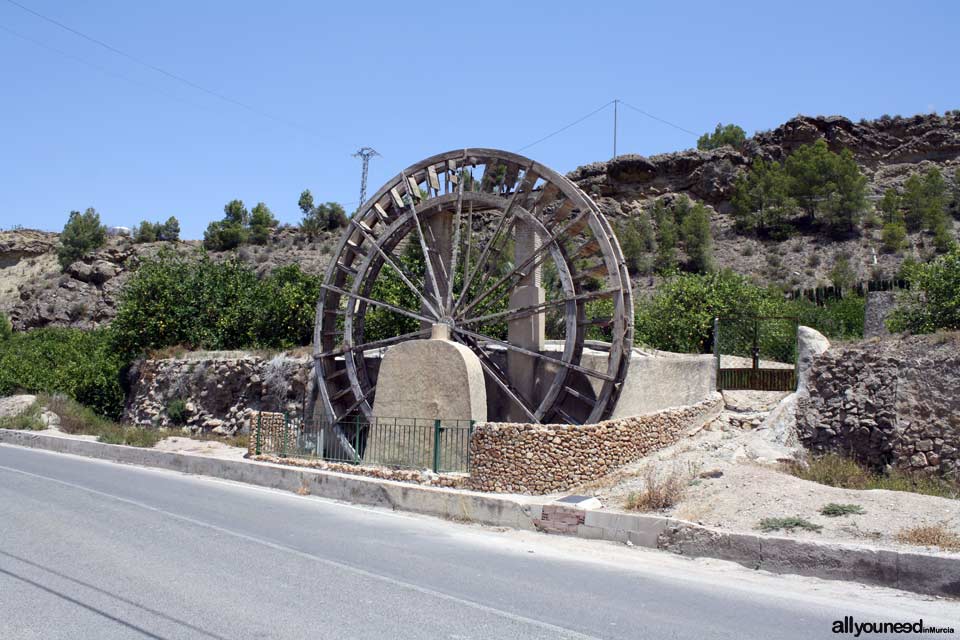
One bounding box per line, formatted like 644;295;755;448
333;384;377;424
459;289;618;326
444;175;465;314
316;328;430;359
453;332;540;423
451;326;616;382
400;170;444;311
452;168;536;313
348;219;440;319
458;210;590;320
321;284;435;325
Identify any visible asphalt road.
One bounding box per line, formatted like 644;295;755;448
0;445;956;639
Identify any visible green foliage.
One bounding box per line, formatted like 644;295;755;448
0;400;44;430
828;255;857;289
902;167;949;234
697;123;747;150
58;208;107;269
205;199;280;250
732;140;868;237
787;453;958;499
0;312;11;341
110;250;323;358
788;294;865;340
41;394;162;448
879;187;900;223
731;159;797;238
680;201;714;273
882;221;907;253
299;190;348;236
757;517;822;533
652;201;678;272
0;329;124;419
133;216;180;244
888;245;960;333
783;140;867;234
166;398;188;425
616;212;655;276
249;202;278;245
633;270;784;353
820;503;866;517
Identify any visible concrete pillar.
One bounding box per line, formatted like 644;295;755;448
507;221;545;421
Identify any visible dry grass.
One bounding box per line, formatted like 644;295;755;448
0;401;45;430
624;464;692;512
896;523;960;551
38;393;163;448
784;454;959;500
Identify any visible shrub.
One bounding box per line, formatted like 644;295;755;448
820;503;866;517
896;524;960;551
697;123;747;150
624;465;691;511
41;394;161;447
881;221;907;253
110;249;323;358
0;400;44;430
0;312;11;341
888;246;960;333
828;255;857;289
166;398;188;425
757;517;822;533
785;454;958;499
58;208;107;269
0;329;124;419
680;201;714;273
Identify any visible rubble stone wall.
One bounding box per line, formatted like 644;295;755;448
797;334;960;478
124;353;312;434
468;395;723;494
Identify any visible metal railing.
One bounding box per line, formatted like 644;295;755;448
254;413;474;474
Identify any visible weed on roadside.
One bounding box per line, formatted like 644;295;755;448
757;517;823;533
896;523;960;551
784;454;959;499
0;401;45;430
820;503;866;517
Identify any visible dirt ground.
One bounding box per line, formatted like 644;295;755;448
580;391;960;555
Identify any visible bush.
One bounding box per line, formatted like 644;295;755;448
0;400;44;430
757;517;822;533
680;202;714;273
624;464;691;511
41;394;161;447
110;249;323;358
0;312;11;341
888;246;960;333
133;216;180;243
299;190;348;235
633;270;785;353
697;123;746;150
166;398;188;425
820;503;866;517
881;221;907;253
58;208;107;268
0;329;124;419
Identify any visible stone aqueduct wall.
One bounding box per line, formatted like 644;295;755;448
469;395;723;494
797;334;960;478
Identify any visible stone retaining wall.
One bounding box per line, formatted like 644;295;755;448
469;395;724;494
124;353;312;434
797;333;960;478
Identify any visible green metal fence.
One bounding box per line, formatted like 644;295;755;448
713;316;799;392
255;414;475;474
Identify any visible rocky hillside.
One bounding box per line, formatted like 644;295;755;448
569;112;960;291
2;111;959;331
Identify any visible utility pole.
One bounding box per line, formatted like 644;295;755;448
352;147;380;206
613;99;618;160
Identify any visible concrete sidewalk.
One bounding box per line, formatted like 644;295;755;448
1;428;957;599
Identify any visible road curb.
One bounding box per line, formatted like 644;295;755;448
3;429;958;598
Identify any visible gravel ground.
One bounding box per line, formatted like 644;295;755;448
582;391;960;555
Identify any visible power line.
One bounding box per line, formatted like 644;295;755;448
3;0;320;137
0;22;214;114
517;100;615;152
619;100;698;137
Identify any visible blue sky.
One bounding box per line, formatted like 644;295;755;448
1;0;957;238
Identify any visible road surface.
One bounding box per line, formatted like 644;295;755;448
0;445;956;639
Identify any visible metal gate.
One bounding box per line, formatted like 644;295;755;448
713;316;798;391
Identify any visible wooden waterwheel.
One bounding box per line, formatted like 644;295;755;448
314;148;633;427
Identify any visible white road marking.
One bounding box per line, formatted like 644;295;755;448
0;463;602;640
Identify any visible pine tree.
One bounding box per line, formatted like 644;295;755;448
681;202;714;273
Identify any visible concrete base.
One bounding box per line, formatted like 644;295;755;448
366;334;486;468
